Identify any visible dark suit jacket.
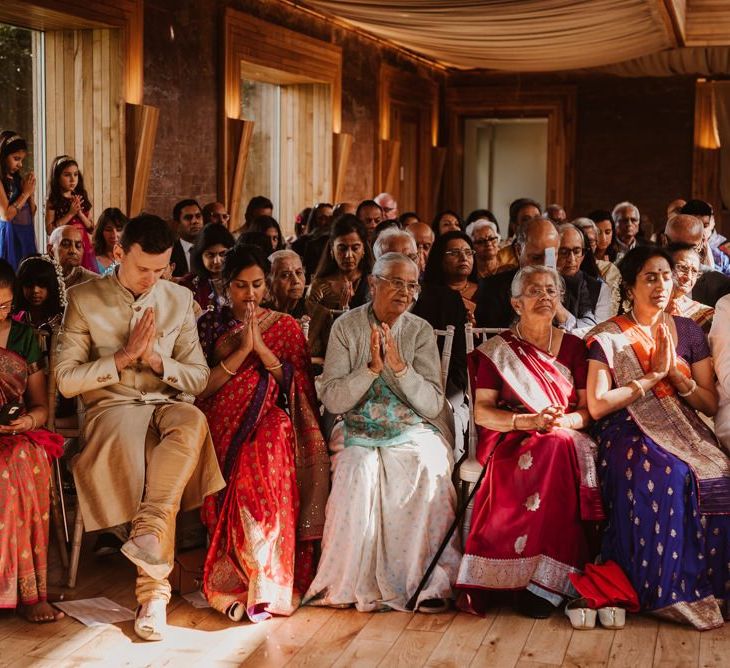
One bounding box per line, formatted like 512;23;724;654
171;240;190;278
412;284;468;392
693;269;730;307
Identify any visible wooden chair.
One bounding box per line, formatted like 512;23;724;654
459;324;505;543
432;324;455;389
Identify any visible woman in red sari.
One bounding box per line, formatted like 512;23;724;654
196;244;329;622
0;259;64;623
457;265;604;618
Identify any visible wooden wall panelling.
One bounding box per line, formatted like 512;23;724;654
692;80;723;227
333;132;354;203
380;139;402;195
126;103;160;216
444;85;577;215
226;118;255;231
221;8;342;226
430;147;447;213
44;28;125;221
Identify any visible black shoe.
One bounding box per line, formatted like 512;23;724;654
515;590;555;619
93;532;124;557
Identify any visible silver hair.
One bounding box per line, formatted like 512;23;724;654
267;249;302;275
372;251;418;277
465;219;500;240
372;227;417;259
514;215;554;247
572;217;598;235
510;265;565;299
611;201;640;223
48;224;77;248
557;222;585;245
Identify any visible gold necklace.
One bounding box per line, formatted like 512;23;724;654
515;323;553;355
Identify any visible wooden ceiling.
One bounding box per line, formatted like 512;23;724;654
300;0;730;72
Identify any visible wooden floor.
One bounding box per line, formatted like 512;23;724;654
1;540;728;668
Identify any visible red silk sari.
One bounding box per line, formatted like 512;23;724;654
457;331;603;613
196;308;329;621
0;323;63;610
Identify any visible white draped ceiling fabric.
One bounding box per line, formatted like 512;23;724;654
304;0;676;71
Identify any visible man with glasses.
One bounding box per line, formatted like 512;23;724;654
406;221;435;276
202;201;230;227
679;199;730;277
612;201;648;262
374;192;398;221
171;199;203;277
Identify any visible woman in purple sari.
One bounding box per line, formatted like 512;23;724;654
587;246;730;630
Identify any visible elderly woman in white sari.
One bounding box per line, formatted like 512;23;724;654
306;252;460;613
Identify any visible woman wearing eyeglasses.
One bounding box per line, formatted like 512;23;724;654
466;219;502;279
457;265;602;619
665;243;714;333
424;231;479;325
306;252;460;613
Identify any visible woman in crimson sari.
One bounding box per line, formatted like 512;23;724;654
587;246;730;630
457;265;603;619
196;244;329;622
0;259;64;623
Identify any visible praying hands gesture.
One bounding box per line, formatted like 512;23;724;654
367;324;406;376
649;323;674;381
339;279;354;310
116;307;163;374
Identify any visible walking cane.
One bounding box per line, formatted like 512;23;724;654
405;431;506;611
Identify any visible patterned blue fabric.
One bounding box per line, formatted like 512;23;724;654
593;409;729;616
0;180;37;270
711;246;730;277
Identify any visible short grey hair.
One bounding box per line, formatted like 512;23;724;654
372;227;417;259
372;251;418;277
612;201;640;223
510;265;564;299
465;219;500;240
268;249;301;275
572;217;598;235
49;224;77;248
557;222;585;245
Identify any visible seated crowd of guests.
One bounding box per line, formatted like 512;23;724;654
1;185;730;641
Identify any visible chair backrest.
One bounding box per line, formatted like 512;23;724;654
432;324;455;389
464;322;505;354
46;329;85;437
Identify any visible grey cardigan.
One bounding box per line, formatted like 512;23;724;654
317;304;454;445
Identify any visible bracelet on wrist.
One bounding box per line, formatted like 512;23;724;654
627;379;645;397
511;413;519;430
220;360;237;376
121;346;135;365
265;362;283;372
393;364;408;378
678;378;697;398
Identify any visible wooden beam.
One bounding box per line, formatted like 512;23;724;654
658;0;687;47
692;80;721;222
227;118;255;232
430;147;447;213
332;132;353;203
381;139;401;195
126;103;159;217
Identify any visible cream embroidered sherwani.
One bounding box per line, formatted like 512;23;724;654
55;272;225;573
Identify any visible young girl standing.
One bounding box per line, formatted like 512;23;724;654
45;155;97;272
0;132;38;270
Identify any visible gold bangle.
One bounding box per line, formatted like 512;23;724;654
28;413;38;430
121;346;135;365
678;378;697;397
265;362;283;372
511;413;519;430
628;379;645;397
220;360;237;376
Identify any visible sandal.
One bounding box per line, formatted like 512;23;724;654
598;606;625;629
417;598;450;614
565;597;596;630
134;598;167;641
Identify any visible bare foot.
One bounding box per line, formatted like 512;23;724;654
20;601;65;623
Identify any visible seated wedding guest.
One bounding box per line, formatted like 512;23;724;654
466;218;501;278
306;215;373;353
248;215;284;253
612;201;648;262
306;252;460;612
458;265;601;618
507;197;541;239
586;246;730;630
355;199;383;242
588;209;618;263
92;208;127;274
679;199;730;276
398;211;419;227
291;202;334;277
48;225;96;289
575;216;620;315
266;250;332;360
196;244;329;622
406;221;435;276
666;243;714;332
466;208;498;227
545;203;567;225
55;214;225;641
202;201;229;227
664;213;730;307
241;195;273;234
179;223;235;313
431;209;464;237
332;202;355;218
292;207;311;243
374;192;398;220
14;255;65;334
423;231;478;325
557;223;613;326
0;259;65;623
171;199;203;277
475;217;594;331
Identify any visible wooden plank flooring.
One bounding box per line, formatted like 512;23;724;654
0;539;728;667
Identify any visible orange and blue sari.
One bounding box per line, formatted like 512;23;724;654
196;307;329;621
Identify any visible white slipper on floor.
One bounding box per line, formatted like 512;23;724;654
565;597;597;630
598;606;625;629
134;599;167;641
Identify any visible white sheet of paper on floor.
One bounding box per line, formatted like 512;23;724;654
54;597;136;627
182;590;210;609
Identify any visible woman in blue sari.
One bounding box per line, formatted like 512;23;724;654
586;246;730;630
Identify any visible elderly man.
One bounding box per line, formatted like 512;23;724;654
612;201;649;262
679;199;730;276
266;249;331;360
545;203;567;225
356;199;383;242
48;225;96;289
374;192;398;221
55;214;224;641
556;223;613;327
306;252;460;612
171;199;203;277
202;201;229;227
664;213;730;307
406;221;435;276
475;217;594;331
